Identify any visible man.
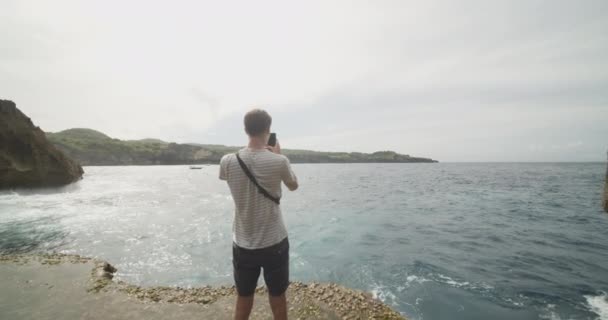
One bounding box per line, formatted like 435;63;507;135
219;109;299;320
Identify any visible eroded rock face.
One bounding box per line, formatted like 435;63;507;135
604;159;608;213
0;100;83;188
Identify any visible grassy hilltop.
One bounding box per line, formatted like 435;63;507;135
46;128;437;165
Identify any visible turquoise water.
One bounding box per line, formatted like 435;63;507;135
1;163;607;320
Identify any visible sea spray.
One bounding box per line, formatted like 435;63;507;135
585;293;608;320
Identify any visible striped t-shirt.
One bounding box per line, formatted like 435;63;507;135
219;148;298;249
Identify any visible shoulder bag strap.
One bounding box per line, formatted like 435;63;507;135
235;152;280;205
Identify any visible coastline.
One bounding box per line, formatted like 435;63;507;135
0;253;405;320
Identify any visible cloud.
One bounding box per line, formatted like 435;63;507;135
1;0;607;161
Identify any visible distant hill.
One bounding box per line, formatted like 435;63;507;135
50;128;112;140
46;128;438;165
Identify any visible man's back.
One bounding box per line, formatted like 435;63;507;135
220;148;298;249
222;109;297;320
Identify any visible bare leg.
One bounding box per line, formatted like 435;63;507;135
268;292;287;320
234;295;255;320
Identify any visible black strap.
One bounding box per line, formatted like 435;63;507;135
235;152;280;205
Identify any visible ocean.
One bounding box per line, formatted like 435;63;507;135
1;163;607;320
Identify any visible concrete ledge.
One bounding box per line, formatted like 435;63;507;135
0;253;405;320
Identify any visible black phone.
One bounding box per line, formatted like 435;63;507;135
268;133;277;146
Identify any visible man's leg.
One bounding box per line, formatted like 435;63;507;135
268;292;287;320
234;295;255;320
262;238;290;320
233;244;261;320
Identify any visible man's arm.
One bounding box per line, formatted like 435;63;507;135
281;156;298;191
219;154;228;181
267;141;298;191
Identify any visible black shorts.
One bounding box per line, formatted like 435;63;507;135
232;237;289;297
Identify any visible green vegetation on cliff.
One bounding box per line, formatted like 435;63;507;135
46;128;438;165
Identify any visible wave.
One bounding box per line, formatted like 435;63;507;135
425;273;493;291
539;304;563;320
371;285;398;306
585;292;608;320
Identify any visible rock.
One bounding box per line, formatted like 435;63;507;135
604;152;608;213
95;262;116;280
102;262;117;274
0;100;83;188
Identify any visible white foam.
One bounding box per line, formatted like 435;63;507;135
370;285;398;307
433;273;493;291
540;306;560;320
504;297;524;307
436;274;470;288
406;275;430;284
586;293;608;320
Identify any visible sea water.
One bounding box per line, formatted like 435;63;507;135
1;163;607;320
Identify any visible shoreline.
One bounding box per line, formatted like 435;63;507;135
0;253;405;319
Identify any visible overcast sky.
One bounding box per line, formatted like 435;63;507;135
1;0;607;161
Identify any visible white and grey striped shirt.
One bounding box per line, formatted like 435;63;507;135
220;148;298;249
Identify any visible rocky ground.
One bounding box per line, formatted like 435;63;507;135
0;253;405;320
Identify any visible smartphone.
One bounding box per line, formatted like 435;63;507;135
268;133;277;147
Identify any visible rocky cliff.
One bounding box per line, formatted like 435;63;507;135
0;100;83;188
604;154;608;213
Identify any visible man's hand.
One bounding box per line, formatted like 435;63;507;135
266;141;281;154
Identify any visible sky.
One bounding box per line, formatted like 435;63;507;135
1;0;607;162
